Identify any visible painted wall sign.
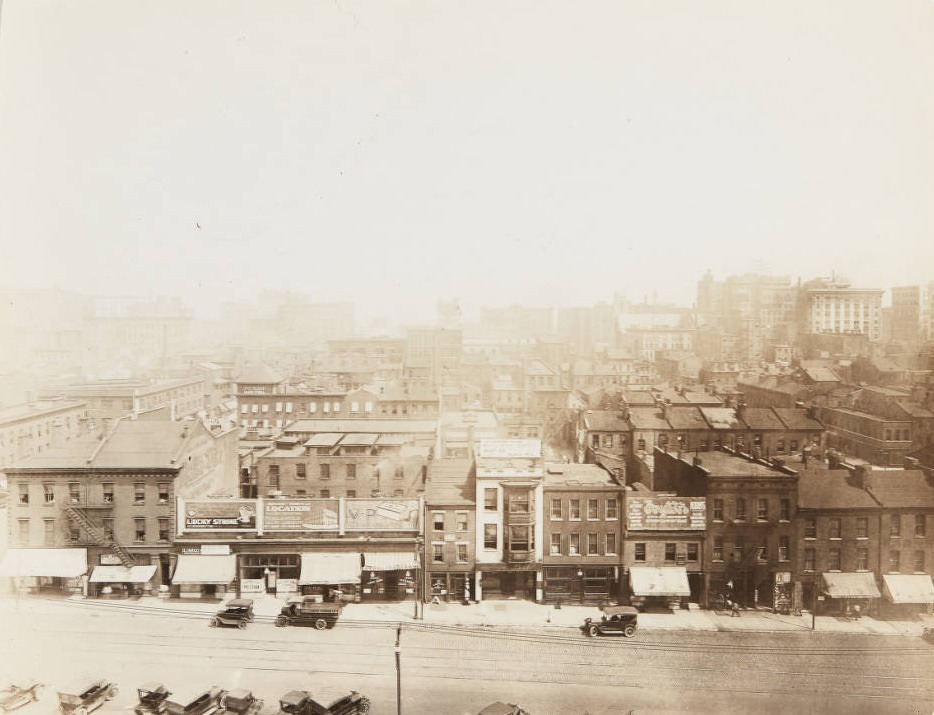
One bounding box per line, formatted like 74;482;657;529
627;496;706;531
240;579;265;594
345;499;420;531
184;500;257;530
264;500;339;531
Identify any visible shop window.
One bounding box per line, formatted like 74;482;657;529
635;543;646;561
804;518;816;539
43;519;55;546
606;498;618;520
606;533;617;555
856;548;869;571
569;533;580;555
569;499;581;520
713;499;723;521
687;543;698;561
456;543;468;563
44;484;55;504
17;519;29;544
829;518;841;539
551;498;562;520
664;543;676;562
804;548;815;572
18;485;28;505
587;499;598;520
734;498;746;521
856;517;868;539
69;483;80;504
757;499;768;521
483;524;497;550
914;551;925;572
158;518;169;542
550;533;561;555
135;518;146;543
828;548;841;571
780;499;790;522
134;483;145;505
432;543;444;563
320;464;330;480
587;533;598;555
778;536;789;562
916;515;927;537
455;512;468;532
296;464;306;480
891;514;901;537
432;512;445;532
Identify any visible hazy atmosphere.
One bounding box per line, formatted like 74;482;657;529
1;1;933;322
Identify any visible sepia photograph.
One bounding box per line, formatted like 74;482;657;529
0;1;933;713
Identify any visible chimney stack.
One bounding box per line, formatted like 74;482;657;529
854;464;873;490
904;456;921;471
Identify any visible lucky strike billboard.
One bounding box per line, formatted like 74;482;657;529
627;496;706;531
184;500;258;530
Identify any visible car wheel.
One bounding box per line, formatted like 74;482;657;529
588;624;599;637
210;618;219;627
623;625;636;638
275;615;288;627
108;686;119;699
76;707;88;715
314;618;328;630
238;620;247;630
357;697;371;713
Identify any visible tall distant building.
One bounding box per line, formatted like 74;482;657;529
800;275;883;342
890;283;934;345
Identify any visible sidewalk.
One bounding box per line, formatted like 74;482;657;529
5;593;928;637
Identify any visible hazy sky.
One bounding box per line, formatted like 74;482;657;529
1;1;932;322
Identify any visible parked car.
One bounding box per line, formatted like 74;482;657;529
275;598;342;630
210;599;254;629
221;690;263;715
276;689;370;715
134;683;171;715
164;687;227;715
0;683;42;712
922;626;934;643
582;606;639;638
57;681;119;715
478;702;530;715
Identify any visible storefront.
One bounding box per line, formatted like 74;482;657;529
0;548;88;595
881;573;934;617
362;552;418;602
820;572;881;617
628;566;691;609
89;564;158;598
171;552;238;599
477;569;537;600
428;572;474;604
298;552;361;603
542;567;617;605
238;554;300;596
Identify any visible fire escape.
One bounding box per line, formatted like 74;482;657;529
65;505;136;568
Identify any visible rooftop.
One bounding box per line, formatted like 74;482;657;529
797;467;879;509
690;449;793;479
543;462;618;488
425;459;475;504
866;470;934;509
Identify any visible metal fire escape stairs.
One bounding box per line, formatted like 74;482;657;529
65;505;136;568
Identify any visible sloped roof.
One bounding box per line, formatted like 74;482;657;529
700;408;746;430
773;408;824;430
235;364;284;385
622;391;657;406
866;470;934;508
798;468;878;510
803;367;841;383
583;410;629;432
425;459;475;505
628;407;670;430
740;408;785;430
664;406;709;430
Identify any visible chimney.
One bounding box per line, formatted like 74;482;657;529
904;456;921;471
736;402;746;421
854;464;873;490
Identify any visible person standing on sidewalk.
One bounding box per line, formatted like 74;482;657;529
730;599;740;617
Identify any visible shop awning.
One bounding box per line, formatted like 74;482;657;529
363;552;418;571
629;566;691;597
882;574;934;604
0;548;88;578
89;565;158;584
171;554;236;585
299;553;361;585
821;572;881;599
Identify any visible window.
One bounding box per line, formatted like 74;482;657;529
241;404;248;414
780;499;790;522
346;464;356;480
634;543;646;561
43;519;55;545
804;548;815;572
394;466;404;480
804;518;816;539
333;402;341;413
713;538;723;561
17;519;28;544
351;402;360;413
432;512;445;531
432;543;444;563
18;485;28;505
551;498;562;520
509;525;530;552
687;543;698;562
733;537;744;562
776;439;785;454
456;543;468;563
455;512;468;532
914;550;925;572
346;490;356;498
296;464;306;480
778;536;789;562
713;499;724;521
364;402;373;413
591;434;599;448
103;519;114;540
735;498;746;521
757;542;768;561
829;518;841;539
44;484;55;504
134;483;145;505
587;533;598;555
587;499;599;520
606;533;617;555
484;524;497;549
916;515;926;537
757;499;768;521
261;404;269;413
69;483;80;504
285;402;293;413
828;548;841;571
637;438;646;451
889;550;901;572
320;464;330;480
856;517;868;539
510;493;529;513
69;525;80;544
602;434;614;448
665;543;676;562
569;533;580;555
891;514;902;537
321;489;332;498
323;402;330;414
135;518;146;543
275;402;282;413
158;518;169;541
484;489;497;510
790;440;799;452
856;547;869;571
606;498;618;520
550;533;561;555
569;499;581;520
309;402;317;413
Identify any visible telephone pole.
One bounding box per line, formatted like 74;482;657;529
395;625;402;715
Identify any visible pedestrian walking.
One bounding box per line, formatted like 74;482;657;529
731;600;740;617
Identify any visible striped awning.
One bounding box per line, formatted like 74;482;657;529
90;565;158;583
0;548;88;578
363;552;418;571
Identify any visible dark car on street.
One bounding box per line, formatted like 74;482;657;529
0;684;42;712
210;599;254;629
276;689;370;715
275;597;341;630
221;690;263;715
57;681;119;715
164;687;227;715
135;683;171;715
477;702;530;715
582;606;639;638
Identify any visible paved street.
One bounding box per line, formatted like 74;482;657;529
2;597;933;714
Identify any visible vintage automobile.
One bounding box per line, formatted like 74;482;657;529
582;605;639;638
135;684;171;715
922;626;934;643
276;689;370;715
164;687;227;715
210;599;254;629
0;683;43;712
275;597;342;630
57;681;119;715
220;690;263;715
477;702;531;715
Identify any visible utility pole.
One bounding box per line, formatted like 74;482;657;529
395;625;402;715
812;575;818;631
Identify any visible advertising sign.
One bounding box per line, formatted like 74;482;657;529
183;500;257;531
264;499;339;531
345;499;420;531
240;579;265;594
100;554;123;566
627;496;706;531
276;578;298;595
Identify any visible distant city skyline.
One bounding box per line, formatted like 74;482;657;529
1;1;932;326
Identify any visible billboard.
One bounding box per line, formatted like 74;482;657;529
264;500;340;531
627;496;706;531
345;499;419;531
184;500;258;530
